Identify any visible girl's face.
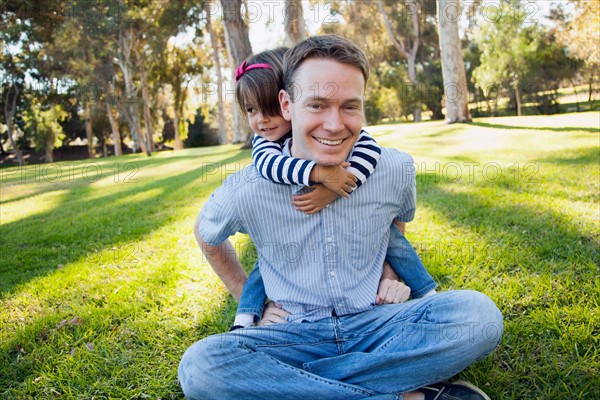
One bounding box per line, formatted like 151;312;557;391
246;105;292;141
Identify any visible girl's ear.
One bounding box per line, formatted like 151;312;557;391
279;89;291;121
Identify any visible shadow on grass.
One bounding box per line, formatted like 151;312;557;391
540;146;600;166
0;151;250;297
471;121;600;134
0;147;251;205
416;174;598;277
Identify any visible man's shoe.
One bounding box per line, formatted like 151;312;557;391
419;380;491;400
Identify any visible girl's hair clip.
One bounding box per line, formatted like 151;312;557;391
235;60;273;83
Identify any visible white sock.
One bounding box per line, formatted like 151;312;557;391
233;313;255;328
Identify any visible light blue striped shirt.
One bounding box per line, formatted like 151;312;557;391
199;146;416;322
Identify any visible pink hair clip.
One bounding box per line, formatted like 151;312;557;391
235;60;273;83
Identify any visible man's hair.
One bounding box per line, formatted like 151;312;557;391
235;47;289;117
282;35;370;96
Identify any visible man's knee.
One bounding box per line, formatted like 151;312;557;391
462;290;504;353
178;335;243;399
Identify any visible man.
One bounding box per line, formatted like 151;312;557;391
179;35;503;400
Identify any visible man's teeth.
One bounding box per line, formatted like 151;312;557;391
316;138;343;145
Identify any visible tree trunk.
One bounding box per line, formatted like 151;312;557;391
137;46;153;155
206;9;228;144
220;0;253;67
437;0;472;123
45;134;54;163
141;73;154;154
221;0;253;144
173;111;183;150
84;103;96;158
284;0;307;46
378;0;421;122
105;97;122;157
3;85;24;166
588;67;595;102
115;27;148;155
515;81;522;116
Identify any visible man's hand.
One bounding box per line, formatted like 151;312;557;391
291;184;339;214
309;163;357;198
256;302;290;326
376;261;410;304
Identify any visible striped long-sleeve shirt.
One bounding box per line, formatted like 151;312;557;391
251;130;382;189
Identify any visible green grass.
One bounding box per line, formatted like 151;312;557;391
1;113;599;398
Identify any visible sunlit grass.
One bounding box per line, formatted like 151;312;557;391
1;112;599;398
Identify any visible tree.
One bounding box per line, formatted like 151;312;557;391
552;0;600;103
0;0;65;165
284;0;308;46
23;101;67;163
437;0;471;123
473;1;581;116
378;0;422;121
220;0;253;145
156;43;204;150
472;1;537;116
205;7;228;144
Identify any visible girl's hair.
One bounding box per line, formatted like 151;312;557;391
235;47;289;117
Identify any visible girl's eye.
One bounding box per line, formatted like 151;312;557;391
246;107;256;113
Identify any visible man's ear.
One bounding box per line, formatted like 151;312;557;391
279;89;291;121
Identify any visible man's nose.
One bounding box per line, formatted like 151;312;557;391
322;109;344;133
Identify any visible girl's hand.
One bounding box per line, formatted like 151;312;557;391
310;163;357;198
291;184;339;214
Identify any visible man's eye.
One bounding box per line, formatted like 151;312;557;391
309;104;324;110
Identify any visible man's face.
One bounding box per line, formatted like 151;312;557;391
279;58;365;166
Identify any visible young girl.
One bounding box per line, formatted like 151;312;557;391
231;48;436;329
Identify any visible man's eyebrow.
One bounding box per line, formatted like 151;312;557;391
302;96;363;104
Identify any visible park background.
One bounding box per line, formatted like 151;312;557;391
1;0;598;398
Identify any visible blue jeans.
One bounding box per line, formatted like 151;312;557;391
179;290;503;400
386;223;437;298
237;261;266;318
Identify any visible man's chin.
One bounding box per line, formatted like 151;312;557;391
315;156;348;166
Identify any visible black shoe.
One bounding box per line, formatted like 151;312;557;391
419;380;491;400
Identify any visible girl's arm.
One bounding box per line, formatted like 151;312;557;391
252;134;356;197
345;129;382;190
233;263;268;329
291;130;382;213
252;134;315;186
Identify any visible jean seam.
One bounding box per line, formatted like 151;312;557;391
237;343;380;397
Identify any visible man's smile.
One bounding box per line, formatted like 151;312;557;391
314;137;346;146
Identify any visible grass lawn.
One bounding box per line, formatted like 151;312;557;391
1;112;599;399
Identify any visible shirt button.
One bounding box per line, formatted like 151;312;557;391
329;271;335;277
326;204;330;208
327;237;333;243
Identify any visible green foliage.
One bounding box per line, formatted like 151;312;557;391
472;1;582;115
23;102;68;154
